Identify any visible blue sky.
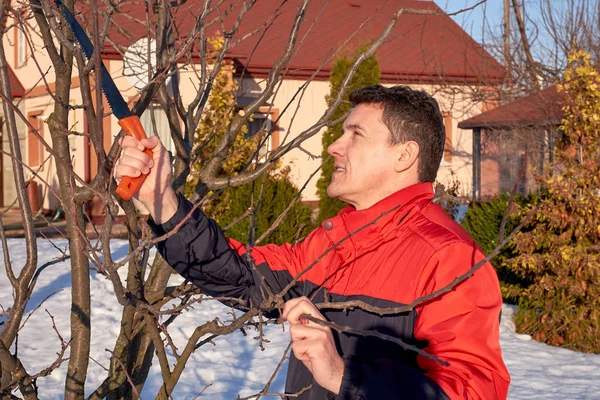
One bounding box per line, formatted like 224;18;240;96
436;0;505;43
435;0;571;65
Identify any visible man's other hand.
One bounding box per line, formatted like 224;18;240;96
283;297;344;394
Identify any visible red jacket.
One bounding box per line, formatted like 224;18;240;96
151;182;511;399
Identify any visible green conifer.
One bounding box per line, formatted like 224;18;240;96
316;50;380;224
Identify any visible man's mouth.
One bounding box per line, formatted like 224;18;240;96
333;165;345;173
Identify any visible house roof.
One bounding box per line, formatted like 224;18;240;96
458;85;564;130
74;0;504;84
7;65;24;98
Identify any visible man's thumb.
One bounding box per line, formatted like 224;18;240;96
141;136;161;152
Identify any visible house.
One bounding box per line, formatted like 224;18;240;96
458;86;563;199
0;65;26;208
2;0;504;217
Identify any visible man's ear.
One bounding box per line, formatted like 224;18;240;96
394;141;419;173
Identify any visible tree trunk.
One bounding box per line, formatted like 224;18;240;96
47;59;91;400
0;4;38;396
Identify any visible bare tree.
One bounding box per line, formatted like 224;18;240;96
0;1;522;399
479;0;600;96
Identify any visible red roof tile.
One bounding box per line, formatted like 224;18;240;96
74;0;504;84
458;86;564;129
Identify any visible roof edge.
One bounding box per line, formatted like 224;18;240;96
236;64;504;85
458;119;561;130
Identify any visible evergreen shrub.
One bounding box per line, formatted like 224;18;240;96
204;167;315;246
186;34;315;247
461;192;534;303
316;48;380;224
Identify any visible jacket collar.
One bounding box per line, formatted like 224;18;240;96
338;182;434;223
321;182;434;256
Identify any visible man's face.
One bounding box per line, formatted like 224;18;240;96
327;103;404;210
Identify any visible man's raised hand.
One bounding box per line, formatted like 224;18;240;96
114;135;178;224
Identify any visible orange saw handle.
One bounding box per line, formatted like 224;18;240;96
115;116;154;201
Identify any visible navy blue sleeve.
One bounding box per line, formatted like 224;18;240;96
332;358;450;400
147;193;297;308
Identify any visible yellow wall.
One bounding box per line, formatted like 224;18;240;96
238;77;485;202
4;10;490;211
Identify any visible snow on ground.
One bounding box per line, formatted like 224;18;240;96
499;305;600;399
1;238;599;399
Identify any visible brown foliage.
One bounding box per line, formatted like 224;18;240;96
506;51;600;353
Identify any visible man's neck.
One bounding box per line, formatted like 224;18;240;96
353;177;421;210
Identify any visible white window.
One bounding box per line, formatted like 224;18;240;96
17;27;26;67
140;105;174;157
246;113;272;162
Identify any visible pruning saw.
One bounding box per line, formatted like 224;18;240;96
54;0;153;201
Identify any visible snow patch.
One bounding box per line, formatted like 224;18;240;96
1;239;599;399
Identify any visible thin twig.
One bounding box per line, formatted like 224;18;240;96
255;161;324;244
190;383;213;400
237;385;312;400
18;290;64;332
300;314;449;366
257;341;292;399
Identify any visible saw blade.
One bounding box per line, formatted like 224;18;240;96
54;0;132;120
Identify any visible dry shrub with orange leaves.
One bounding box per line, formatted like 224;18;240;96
505;50;600;353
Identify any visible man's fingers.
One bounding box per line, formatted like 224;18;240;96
114;165;143;180
282;296;306;319
285;299;344;393
122;147;154;167
115;146;155;181
120;135;145;151
283;296;324;325
291;338;318;362
119;152;153;174
289;323;328;342
289;323;314;341
120;135;163;156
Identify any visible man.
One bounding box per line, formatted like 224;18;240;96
115;85;510;399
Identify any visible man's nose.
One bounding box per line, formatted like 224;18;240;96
327;135;345;157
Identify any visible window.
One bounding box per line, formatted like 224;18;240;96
497;131;528;195
246;113;272;162
27;113;44;167
16;27;27;67
140;104;174;156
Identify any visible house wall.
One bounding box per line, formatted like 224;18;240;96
20;87;88;212
2;12;83;212
4;21;58;91
479;127;551;199
1;101;27;207
239;77;485;202
4;9;494;212
480;130;500;197
239;77;330;203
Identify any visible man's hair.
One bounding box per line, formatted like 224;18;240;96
349;85;445;183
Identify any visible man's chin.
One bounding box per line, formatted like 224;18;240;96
326;186;340;199
327;188;349;204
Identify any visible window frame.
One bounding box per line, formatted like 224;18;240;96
27;112;45;169
139;102;176;156
244;106;280;163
